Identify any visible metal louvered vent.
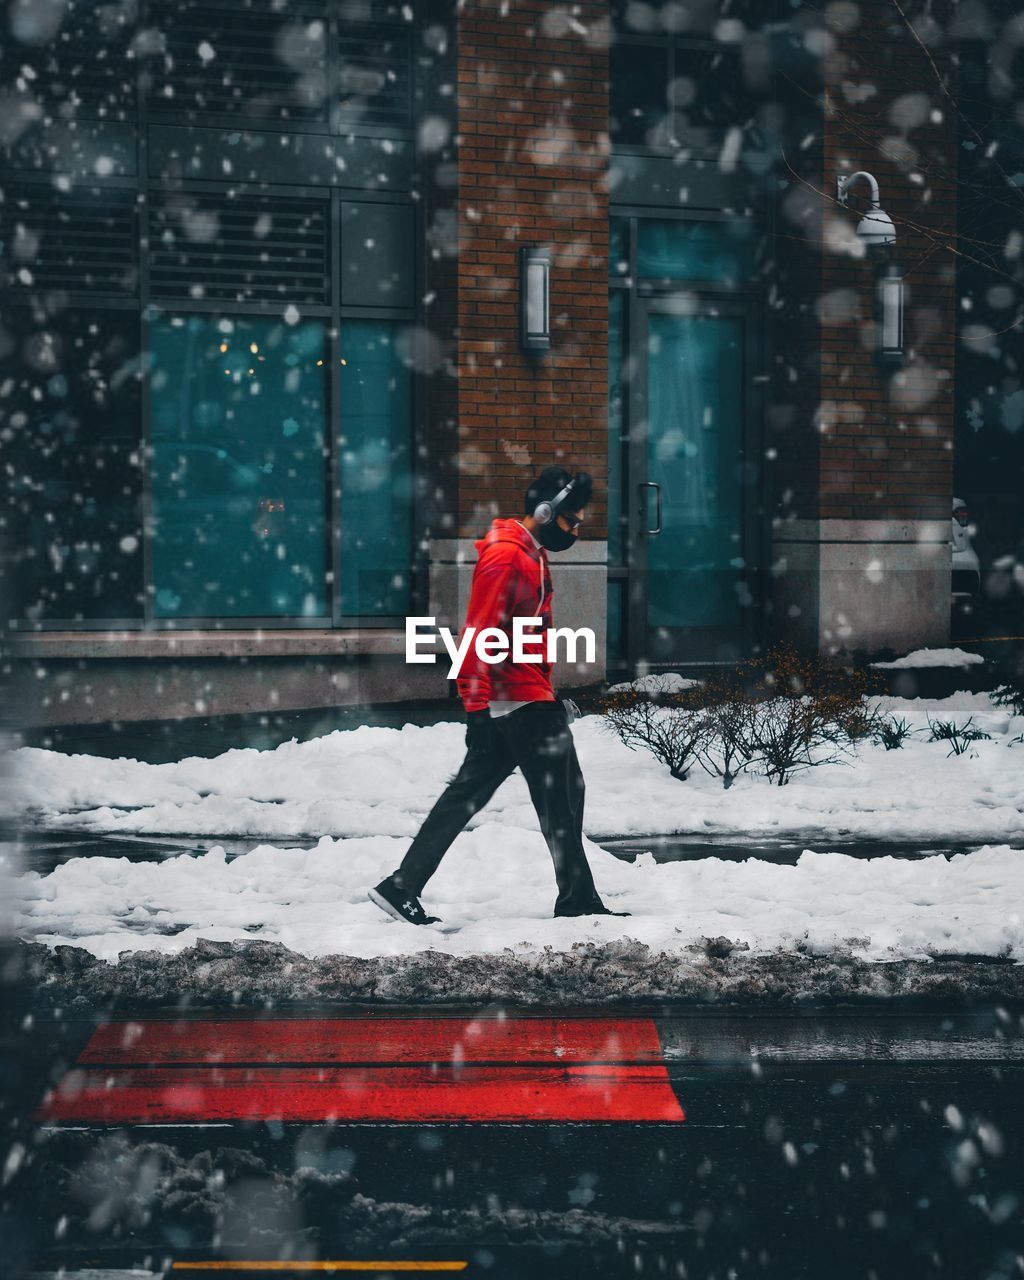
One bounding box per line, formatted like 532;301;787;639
337;24;412;127
0;0;137;122
149;194;330;306
145;2;329;123
1;186;138;295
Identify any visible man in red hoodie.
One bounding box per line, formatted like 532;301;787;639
369;466;628;925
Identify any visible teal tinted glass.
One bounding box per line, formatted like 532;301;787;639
646;311;744;631
150;315;328;619
637;220;755;285
339;322;413;616
609;217;630;278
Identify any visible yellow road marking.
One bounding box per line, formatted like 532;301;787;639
171;1264;468;1273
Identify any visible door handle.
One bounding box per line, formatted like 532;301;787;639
640;481;662;535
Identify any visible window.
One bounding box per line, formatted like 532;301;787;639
611;39;751;151
5;310;144;623
146;0;330;125
339;322;413;617
1;0;138;125
2;0;424;632
149;315;329;620
610;1;770;153
144;0;414;128
610;42;668;147
636;219;756;285
149;192;330;307
3;186;138;298
146;313;414;624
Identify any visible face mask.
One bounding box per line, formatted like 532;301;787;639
536;521;577;553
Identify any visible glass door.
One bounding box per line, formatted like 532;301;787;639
627;294;758;664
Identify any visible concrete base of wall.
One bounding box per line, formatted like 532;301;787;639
5;654;453;729
771;519;951;656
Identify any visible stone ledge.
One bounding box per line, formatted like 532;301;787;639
4;629;408;660
773;518;950;545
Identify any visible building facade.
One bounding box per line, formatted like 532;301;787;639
1;0;1005;728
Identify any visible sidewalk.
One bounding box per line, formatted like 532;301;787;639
7;674;1024;1010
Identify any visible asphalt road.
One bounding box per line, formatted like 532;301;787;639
3;998;1023;1280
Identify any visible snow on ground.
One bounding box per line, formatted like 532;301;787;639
606;672;702;693
5;691;1024;965
871;647;986;669
11;831;1024;966
7;692;1024;844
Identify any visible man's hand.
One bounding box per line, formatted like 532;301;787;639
561;697;581;724
466;708;495;750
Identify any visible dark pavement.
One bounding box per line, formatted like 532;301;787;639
3;990;1023;1280
9;826;1024;877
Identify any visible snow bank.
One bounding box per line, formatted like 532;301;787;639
8;690;1024;987
7;693;1024;844
871;648;986;669
12;831;1024;966
18;935;1024;1008
18;1131;690;1260
606;672;702;693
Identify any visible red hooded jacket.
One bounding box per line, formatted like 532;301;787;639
455;518;557;713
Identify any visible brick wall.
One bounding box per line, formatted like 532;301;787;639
818;0;957;522
454;0;610;537
769;73;826;527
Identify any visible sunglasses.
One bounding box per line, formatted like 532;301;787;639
557;511;584;532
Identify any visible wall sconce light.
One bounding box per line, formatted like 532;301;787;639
519;246;550;353
876;262;904;365
837;170;904;366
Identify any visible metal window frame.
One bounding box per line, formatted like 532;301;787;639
610;28;760;160
141;0;416;136
4;0;427;636
330;186;421;629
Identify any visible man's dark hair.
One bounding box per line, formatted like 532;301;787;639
524;466;593;517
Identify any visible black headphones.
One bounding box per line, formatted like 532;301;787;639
533;478;577;526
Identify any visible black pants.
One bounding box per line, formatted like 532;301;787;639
395;701;605;915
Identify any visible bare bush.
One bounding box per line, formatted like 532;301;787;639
601;677;711;781
741;647;879;785
693;673;758;789
601;650;881;788
743;695;845;786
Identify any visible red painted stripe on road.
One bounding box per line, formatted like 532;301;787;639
37;1063;685;1124
79;1017;666;1067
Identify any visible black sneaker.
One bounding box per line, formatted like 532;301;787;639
368;877;441;926
554;903;632;918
